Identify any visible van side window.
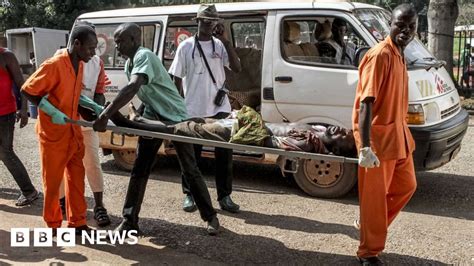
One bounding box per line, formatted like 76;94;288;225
95;24;157;69
163;25;197;70
231;22;264;49
281;18;368;67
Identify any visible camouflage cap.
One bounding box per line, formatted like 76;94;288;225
194;4;220;20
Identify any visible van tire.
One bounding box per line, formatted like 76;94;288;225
293;159;357;198
112;149;136;171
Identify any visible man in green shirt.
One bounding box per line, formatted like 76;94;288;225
93;23;220;235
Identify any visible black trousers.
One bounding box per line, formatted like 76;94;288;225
0;112;36;196
181;112;233;201
122;136;216;225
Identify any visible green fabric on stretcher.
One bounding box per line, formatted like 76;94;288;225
230;105;270;146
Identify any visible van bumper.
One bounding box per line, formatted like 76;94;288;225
410;109;469;171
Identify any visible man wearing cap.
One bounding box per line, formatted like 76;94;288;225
169;4;242;214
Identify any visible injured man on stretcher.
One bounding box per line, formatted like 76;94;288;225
103;104;357;158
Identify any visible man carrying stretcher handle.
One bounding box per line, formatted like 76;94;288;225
92;23;221;236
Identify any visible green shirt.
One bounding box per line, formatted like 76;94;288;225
126;47;188;122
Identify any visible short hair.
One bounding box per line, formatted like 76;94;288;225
70;25;96;45
116;22;141;41
76;20;96;30
332;18;347;28
392;3;417;20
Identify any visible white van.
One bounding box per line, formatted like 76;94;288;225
77;2;469;198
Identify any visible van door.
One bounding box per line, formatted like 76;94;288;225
82;16;168;113
268;10;372;127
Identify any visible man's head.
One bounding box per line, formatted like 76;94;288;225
320;126;356;157
195;4;220;36
114;23;141;59
466;43;471;49
332;18;347;45
69;25;97;63
390;4;418;49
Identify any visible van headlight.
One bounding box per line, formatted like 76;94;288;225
422;102;440;124
406;104;425;125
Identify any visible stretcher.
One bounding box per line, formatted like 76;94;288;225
67;119;358;165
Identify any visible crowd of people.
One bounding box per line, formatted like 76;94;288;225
0;3;420;265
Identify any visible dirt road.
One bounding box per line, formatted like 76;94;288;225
0;117;473;265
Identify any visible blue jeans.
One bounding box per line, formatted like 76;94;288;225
0;112;36;196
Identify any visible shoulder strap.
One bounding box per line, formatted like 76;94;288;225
195;35;217;85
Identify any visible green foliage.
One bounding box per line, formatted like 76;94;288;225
0;0;131;32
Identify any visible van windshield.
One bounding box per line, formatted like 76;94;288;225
354;9;442;69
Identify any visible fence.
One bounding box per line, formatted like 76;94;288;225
453;29;473;95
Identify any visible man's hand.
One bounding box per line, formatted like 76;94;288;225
93;114;108;132
38;96;69;125
213;23;228;43
16;109;28;128
358;147;380;168
79;95;104;116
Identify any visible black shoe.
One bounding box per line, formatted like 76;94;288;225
358;256;384;265
218;195;240;213
182;195;197;212
15;190;39;206
114;220;140;236
207;216;220;236
59;197;66;215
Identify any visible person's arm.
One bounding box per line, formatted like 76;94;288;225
172;75;184;97
92;73;147;132
359;97;373;148
214;23;241;73
5;51;28;128
168;42;187;96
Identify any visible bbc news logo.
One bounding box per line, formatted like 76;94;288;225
11;228;138;247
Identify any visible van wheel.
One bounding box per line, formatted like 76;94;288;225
112;149;136;171
294;159;357;198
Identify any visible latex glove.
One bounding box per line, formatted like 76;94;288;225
79;95;103;116
38;97;69;125
358;147;380;168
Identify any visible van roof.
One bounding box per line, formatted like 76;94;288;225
78;1;382;20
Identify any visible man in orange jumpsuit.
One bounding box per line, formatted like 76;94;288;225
352;4;418;265
21;25;98;234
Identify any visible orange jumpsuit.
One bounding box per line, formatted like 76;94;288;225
352;36;417;258
22;49;87;228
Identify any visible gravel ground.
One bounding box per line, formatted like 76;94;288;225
0;116;473;265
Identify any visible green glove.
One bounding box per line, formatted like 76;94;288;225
38;97;68;125
79;95;103;116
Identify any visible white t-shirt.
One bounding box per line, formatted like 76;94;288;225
81;55;101;99
168;36;230;118
81;55;101;131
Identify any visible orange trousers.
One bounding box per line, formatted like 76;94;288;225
40;138;87;228
357;155;417;258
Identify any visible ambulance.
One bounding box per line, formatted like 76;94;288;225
76;2;469;198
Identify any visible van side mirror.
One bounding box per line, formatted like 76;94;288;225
354;46;370;67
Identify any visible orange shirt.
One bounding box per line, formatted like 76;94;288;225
22;49;84;147
352;36;415;161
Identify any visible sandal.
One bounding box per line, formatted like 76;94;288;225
94;206;111;227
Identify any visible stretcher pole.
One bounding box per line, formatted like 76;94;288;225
66;119;358;164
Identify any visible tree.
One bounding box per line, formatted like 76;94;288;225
427;0;458;78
